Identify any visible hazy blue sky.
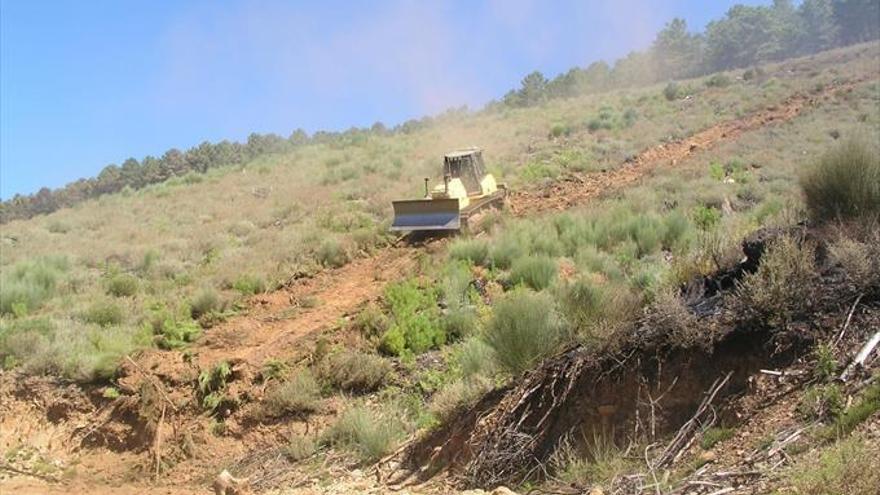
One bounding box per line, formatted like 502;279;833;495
0;0;767;198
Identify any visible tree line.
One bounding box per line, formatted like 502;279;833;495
2;0;877;223
497;0;877;107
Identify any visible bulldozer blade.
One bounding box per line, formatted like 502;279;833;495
391;198;461;231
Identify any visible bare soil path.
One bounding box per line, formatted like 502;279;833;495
509;80;859;215
195;244;422;368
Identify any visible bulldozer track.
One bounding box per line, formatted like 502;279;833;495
509;78;863;215
193;244;425;368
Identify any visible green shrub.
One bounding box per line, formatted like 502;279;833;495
263;369;321;417
692;205;721;230
622;108;638;128
559;278;640;341
378;280;443;355
382;315;444;355
351;226;389;252
732;236;817;328
283;436;316;462
453;337;497;378
700;426;735;449
318;349;392;393
379;326;407;356
551;435;634;488
662;211;691;251
575;246;624;281
485;290;568;374
820;382;880;440
46;220;70;234
784;435;880;495
106;273;139;297
316;238;350;268
549;123;572;138
449;239;489;266
509;255;557;290
586;112;615;132
138;250;161;275
190;287;221;319
261;358;288;381
443;307;478;340
0;318;148;382
489;236;525;270
813;344;837;381
322;405;404;463
631;260;666;293
441;260;474;311
0;257;68;315
354;303;388;340
644;287;702;346
83;300;124;327
743;67;764;80
798;383;844;421
663;82;680;101
705;73;731;87
627;216;664;257
828;233;880;293
430;376;493;421
801;137;880;223
147;307;202;349
559;277;604;328
708;161;726;181
232;274;266;295
520;160;560;181
198;361;234;413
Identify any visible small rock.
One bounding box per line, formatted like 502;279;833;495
460;490;486;495
589;487;605;495
491;487;519;495
212;469;251;495
350;469;364;478
700;450;718;463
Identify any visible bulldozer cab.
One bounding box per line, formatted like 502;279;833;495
391;147;504;233
443;148;486;195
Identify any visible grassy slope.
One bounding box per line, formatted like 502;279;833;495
0;42;877;492
0;43;877;380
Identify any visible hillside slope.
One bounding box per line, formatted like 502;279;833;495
1;43;878;495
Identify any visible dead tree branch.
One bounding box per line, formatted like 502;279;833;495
653;371;733;468
839;330;880;382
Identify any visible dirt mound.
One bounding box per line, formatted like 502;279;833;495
400;227;879;488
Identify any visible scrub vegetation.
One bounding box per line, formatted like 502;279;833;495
0;5;878;492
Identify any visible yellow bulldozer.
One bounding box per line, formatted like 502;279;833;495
391;147;506;233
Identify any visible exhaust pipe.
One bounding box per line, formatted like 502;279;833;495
424;177;430;198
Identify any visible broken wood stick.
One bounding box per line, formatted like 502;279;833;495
125;355;178;412
654;371;733;468
0;462;60;483
839;330;880;382
154;404;166;481
834;293;863;346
